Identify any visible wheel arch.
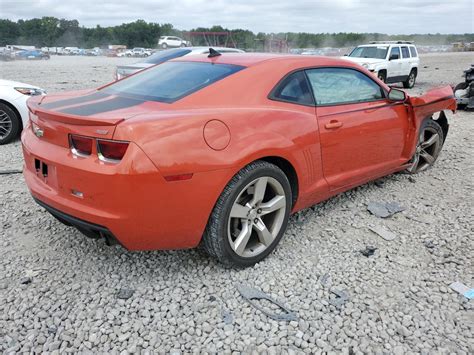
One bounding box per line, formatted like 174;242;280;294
242;155;299;209
431;111;449;143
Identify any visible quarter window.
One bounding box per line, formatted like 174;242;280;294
401;46;410;58
271;71;314;105
306;68;384;106
409;46;418;57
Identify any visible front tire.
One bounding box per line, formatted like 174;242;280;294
406;119;444;174
377;70;387;83
0;103;21;145
202;161;292;267
161;43;168;49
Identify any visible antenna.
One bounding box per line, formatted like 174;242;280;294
208;48;222;58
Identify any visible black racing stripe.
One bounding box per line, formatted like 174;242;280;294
40;92;109;110
56;96;146;116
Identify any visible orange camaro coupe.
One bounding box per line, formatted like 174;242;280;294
22;52;456;267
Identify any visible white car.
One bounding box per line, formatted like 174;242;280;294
158;36;191;49
0;79;46;144
115;47;245;80
343;41;420;88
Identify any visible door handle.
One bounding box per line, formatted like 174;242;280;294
325;120;343;129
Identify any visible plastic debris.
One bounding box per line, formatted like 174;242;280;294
329;289;349;308
20;277;32;285
222;309;234;325
0;169;23;175
369;225;397;241
319;273;331;286
236;284;298;322
449;282;474;300
116;288;135;300
360;246;377;257
367;202;405;218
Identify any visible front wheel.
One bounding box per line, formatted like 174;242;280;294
161;43;168;49
377;70;386;83
202;161;292;267
406;119;444;174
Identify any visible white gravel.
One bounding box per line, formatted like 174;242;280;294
0;53;473;354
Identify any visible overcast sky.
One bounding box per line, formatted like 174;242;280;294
2;0;473;34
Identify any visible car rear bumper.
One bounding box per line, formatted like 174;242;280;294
22;125;233;250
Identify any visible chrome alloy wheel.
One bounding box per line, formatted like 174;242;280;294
227;176;287;258
407;126;442;173
0;110;13;140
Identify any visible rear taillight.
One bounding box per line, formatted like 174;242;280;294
70;135;93;156
97;139;129;162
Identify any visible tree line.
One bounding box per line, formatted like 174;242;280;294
1;17;473;50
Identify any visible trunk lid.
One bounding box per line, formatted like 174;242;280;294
27;89;161;148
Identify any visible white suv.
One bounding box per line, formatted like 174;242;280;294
343;41;420;88
158;36;190;49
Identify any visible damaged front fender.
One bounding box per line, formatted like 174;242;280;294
403;86;456;160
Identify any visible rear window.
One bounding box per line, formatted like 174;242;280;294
102;61;244;103
143;48;192;64
409;46;418;57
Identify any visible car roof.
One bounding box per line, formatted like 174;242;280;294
357;43;415;47
172;53;358;68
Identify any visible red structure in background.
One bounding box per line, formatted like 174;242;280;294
186;32;237;48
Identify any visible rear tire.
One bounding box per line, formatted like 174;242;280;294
403;69;417;88
0;103;21;145
202;161;292;268
161;43;168;49
406;119;444;174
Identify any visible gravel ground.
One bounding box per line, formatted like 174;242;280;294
0;53;473;354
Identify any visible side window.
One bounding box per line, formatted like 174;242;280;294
389;47;400;60
271;71;314;105
306;68;384;106
409;46;418;57
401;46;410;58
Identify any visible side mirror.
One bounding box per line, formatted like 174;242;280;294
389;54;399;61
388;88;407;102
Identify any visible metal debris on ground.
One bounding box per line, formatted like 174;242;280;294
423;240;435;249
236;284;298;322
360;246;377;257
367;201;405;218
0;169;23;175
329;289;349;308
369;225;397;241
116;288;135;300
449;282;474;300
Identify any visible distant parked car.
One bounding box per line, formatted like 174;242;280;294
115;47;245;80
17;50;50;60
343;41;420;88
158;36;191;49
0;79;46;144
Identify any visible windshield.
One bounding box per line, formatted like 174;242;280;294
143;48;192;64
349;46;388;59
102;61;244;103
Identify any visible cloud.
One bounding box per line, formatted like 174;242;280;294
1;0;473;34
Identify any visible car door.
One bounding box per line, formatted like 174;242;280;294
306;67;409;190
170;37;180;47
400;46;411;77
387;46;402;78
